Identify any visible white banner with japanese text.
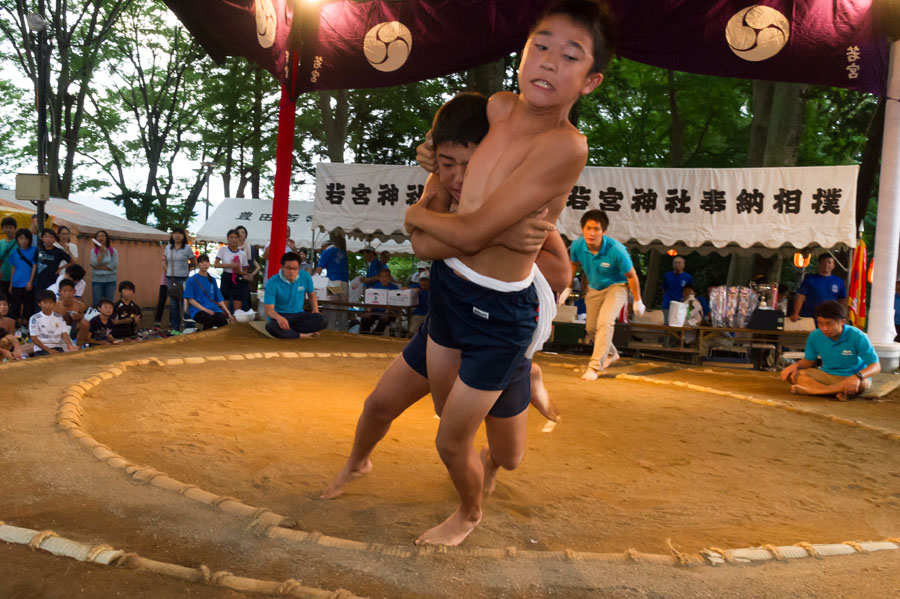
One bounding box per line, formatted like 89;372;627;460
314;163;858;250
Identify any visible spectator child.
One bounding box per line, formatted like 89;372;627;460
89;230;118;306
34;228;70;301
53;279;90;346
8;228;37;326
235;225;261;311
0;294;23;359
0;216;17;296
30;290;77;355
163;227;195;332
49;263;87;300
111;281;141;340
184;254;235;330
88;299;117;345
215;229;250;314
298;249;313;274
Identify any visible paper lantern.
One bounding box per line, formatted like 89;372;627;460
793;253;811;269
868;259;874;284
666;249;678;256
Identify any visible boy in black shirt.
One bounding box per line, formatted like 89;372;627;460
111;280;141;339
89;299;117;345
34;229;70;297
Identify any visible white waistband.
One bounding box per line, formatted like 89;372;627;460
525;267;556;359
444;257;535;291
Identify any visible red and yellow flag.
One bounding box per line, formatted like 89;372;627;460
848;238;867;328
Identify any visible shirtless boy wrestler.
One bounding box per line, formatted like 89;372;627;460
322;92;568;501
403;0;614;545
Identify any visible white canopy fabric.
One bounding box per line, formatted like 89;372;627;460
197;196;413;254
195;198;319;247
313;163;858;253
0;191;169;242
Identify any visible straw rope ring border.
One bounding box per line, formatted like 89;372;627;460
55;351;900;568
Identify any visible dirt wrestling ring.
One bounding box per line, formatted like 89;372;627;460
2;325;899;598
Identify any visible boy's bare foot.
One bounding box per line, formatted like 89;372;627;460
790;384;800;394
529;364;559;422
480;446;500;498
602;351;620;370
320;458;373;499
300;331;321;338
415;508;481;546
835;392;848;402
581;368;599;381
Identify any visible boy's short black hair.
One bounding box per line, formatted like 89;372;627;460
0;293;7;304
431;92;489;150
15;228;32;243
38;290;56;303
814;300;846;321
58;279;75;290
41;228;58;241
98;298;115;308
226;228;239;238
118;280;135;292
580;209;609;231
197;253;210;263
1;217;16;229
281;251;300;266
64;263;86;281
530;0;617;73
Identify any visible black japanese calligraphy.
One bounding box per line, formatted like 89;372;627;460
236;211;253;221
631;188;657;213
406;184;424;206
664;189;691;214
567;185;591;210
736;188;764;215
326;182;346;205
351;183;372;205
598;187;622;212
812;188;841;215
377;184;399;206
773;188;801;214
699;189;726;214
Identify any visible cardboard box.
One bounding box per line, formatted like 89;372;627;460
553;304;578;323
365;289;389;305
388;288;419;306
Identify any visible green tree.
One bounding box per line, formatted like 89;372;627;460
0;0;131;198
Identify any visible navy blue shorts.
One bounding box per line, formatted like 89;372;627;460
427;260;537;393
402;313;532;418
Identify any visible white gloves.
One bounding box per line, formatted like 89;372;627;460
632;299;646;316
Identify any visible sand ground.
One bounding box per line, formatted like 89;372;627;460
1;325;898;598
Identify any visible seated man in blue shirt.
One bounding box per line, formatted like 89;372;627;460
662;256;692;323
790;254;847;321
264;252;326;339
183;254;234;330
360;268;398;335
894;280;900;342
780;300;880;401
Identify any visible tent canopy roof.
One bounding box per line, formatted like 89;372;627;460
0;191;169;242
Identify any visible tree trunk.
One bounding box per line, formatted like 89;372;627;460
465;59;505;95
318;89;349;163
250;66;263;199
642;250;661;308
667;70;684;168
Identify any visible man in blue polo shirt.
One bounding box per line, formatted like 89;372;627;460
780;300;880;401
315;238;349;331
265;251;326;339
359;245;383;288
790;254;846;321
894;280;900;342
570;210;645;381
661;256;693;323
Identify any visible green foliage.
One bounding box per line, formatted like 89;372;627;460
0;79;29;178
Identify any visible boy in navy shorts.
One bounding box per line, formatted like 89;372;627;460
404;0;614;545
322;93;569;502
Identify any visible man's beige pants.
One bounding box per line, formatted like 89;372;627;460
585;283;627;372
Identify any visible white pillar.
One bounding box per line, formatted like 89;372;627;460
869;39;900;370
